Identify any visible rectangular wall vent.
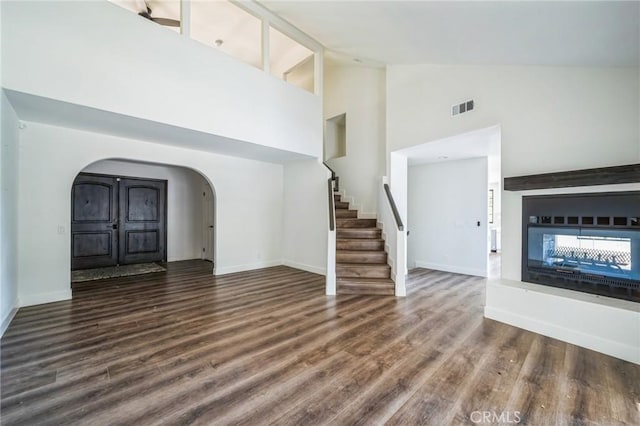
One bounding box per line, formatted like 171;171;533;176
452;99;474;116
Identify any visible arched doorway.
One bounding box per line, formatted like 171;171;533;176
70;159;215;281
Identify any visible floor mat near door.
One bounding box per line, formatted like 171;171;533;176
71;263;166;283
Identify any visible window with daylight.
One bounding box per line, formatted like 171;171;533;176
269;26;315;93
190;0;262;70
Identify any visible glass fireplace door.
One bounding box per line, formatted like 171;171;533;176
527;226;638;282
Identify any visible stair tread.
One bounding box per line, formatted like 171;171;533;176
336;250;387;264
336;262;390;267
336;229;382;240
338;290;394;296
336;250;386;254
336;239;385;252
335;210;358;218
337;277;395;295
337;278;394;284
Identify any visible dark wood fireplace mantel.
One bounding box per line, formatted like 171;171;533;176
504;163;640;191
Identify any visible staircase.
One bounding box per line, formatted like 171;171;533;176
334;192;395;296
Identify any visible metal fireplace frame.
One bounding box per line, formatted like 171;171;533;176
522;191;640;302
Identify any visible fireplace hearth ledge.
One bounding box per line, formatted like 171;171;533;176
485;278;640;365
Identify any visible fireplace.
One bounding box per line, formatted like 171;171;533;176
522;192;640;302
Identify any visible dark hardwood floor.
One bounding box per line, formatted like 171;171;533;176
1;261;638;425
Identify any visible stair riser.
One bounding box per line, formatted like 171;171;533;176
337;219;378;228
335;202;350;209
338;287;394;296
336;266;390;279
337;229;381;239
335;210;358;218
336;240;385;251
336;252;387;264
336;278;395;295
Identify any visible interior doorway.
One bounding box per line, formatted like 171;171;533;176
488;162;502;278
71;173;167;270
398;125;501;278
202;182;215;262
71;159;216;277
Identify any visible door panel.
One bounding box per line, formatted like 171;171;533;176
127;187;160;221
71;175;118;270
126;230;159;254
119;178;167;265
202;185;215;262
73;232;112;257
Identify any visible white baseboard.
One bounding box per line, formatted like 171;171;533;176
415;260;487;278
485;279;640;365
167;254;203;262
214;260;282;276
282;260;326;276
485;306;639;365
1;299;19;337
387;255;395;270
335;190;376;219
19;289;72;307
349;202;361;214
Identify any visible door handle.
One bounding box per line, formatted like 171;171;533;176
208;226;214;229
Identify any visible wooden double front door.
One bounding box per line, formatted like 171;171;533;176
71;173;167;270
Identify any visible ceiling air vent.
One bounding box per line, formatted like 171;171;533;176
452;99;474;116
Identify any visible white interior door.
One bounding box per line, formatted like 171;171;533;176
202;184;215;262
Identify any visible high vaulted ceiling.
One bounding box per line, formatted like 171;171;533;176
261;1;640;67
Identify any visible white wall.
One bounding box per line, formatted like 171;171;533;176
486;271;640;365
387;64;639;362
1;91;19;334
82;160;207;263
387;65;638;175
17;122;284;307
324;60;386;216
389;152;408;276
1;0;322;158
408;158;489;277
282;159;330;275
387;64;639;279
